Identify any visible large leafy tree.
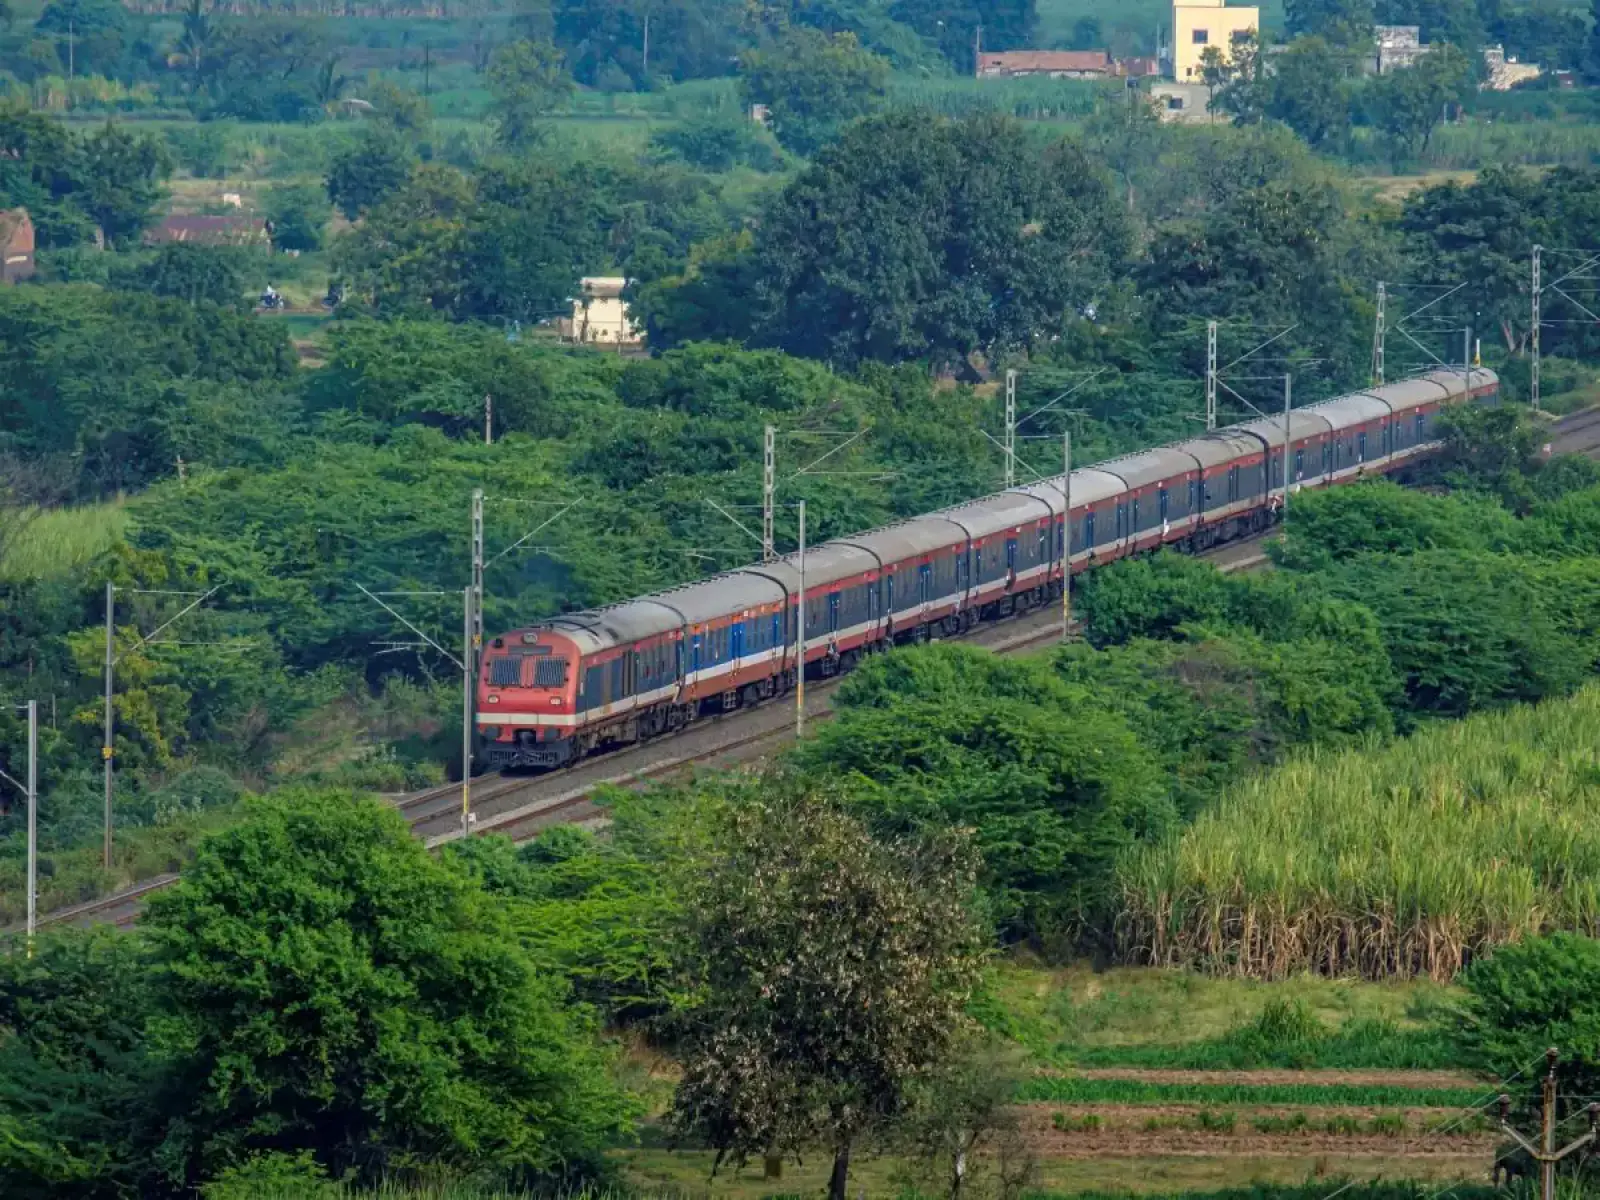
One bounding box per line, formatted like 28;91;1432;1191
752;110;1130;368
1285;0;1376;43
1366;41;1474;163
669;778;989;1200
326;130;414;221
66;121;171;249
486;39;574;147
143;790;635;1185
737;27;888;156
552;0;748;88
889;0;1036;71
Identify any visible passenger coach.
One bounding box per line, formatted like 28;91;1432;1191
478;368;1496;769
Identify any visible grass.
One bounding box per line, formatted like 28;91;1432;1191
982;962;1454;1068
1119;684;1600;982
0;502;128;583
1017;1077;1486;1108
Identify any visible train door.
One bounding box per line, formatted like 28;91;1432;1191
1227;466;1240;504
1084;510;1096;550
1159;488;1170;527
1358;431;1368;463
1005;538;1018;577
730;621;744;661
690;632;703;674
886;573;895;612
827;592;840;634
869;580;881;621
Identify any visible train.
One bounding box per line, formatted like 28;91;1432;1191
476;367;1499;770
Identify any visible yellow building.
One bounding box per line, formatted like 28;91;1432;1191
1172;0;1260;82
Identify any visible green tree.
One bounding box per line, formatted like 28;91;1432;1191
1263;36;1358;150
669;778;988;1200
143;790;635;1184
738;27;889;156
1367;41;1473;162
73;122;171;248
326;130;413;221
753;111;1130;368
1458;932;1600;1099
361;77;430;134
1286;0;1376;43
890;0;1038;72
552;0;747;88
0;929;168;1198
486;39;574;148
116;243;246;309
265;183;328;253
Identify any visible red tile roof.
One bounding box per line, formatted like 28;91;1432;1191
978;50;1112;74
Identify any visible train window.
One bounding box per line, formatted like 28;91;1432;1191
489;657;522;687
533;658;566;688
610;658;625;697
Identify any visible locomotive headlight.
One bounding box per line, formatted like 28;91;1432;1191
487;694;500;703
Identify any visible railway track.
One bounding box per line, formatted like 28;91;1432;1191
15;529;1276;935
35;399;1591;936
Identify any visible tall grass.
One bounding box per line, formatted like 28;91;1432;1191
0;502;127;583
1119;685;1600;982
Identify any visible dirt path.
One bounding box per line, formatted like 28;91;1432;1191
1065;1067;1486;1089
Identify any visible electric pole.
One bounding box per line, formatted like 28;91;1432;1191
1372;282;1386;386
1498;1049;1599;1200
26;699;35;955
1061;432;1072;643
1205;320;1218;431
795;499;806;740
762;424;776;563
102;581;113;870
1004;369;1017;489
1281;374;1292;521
1531;245;1542;412
484;394;493;445
470;489;484;653
461;585;473;837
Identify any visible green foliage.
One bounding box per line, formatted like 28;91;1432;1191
1017;1075;1484;1107
486;40;574;148
648;113;781;172
669;776;988;1200
1274;480;1518;569
264;184;329;253
326;130;414;221
112;243;248;310
0;104;169;248
1457;932;1600;1097
795;644;1175;944
144;789;636;1185
1366;41;1474;163
0;929;166;1198
751;110;1129;368
738;27;889;156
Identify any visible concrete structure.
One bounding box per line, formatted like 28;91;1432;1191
1118;56;1162;78
1149;81;1221;122
1374;25;1430;73
1172;0;1259;82
0;208;35;284
977;50;1113;79
563;277;642;348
